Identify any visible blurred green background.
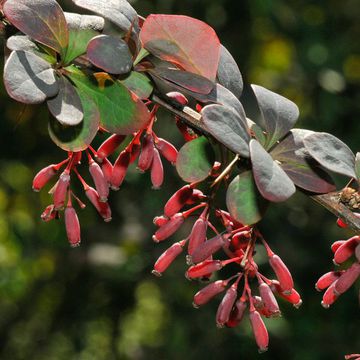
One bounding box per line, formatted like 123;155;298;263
0;0;359;359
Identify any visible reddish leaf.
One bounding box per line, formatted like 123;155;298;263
140;14;220;81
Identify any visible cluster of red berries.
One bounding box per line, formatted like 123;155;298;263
316;234;360;308
151;184;302;353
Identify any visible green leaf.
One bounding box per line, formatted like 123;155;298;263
63;12;104;65
176;136;215;182
120;72;153;100
66;67;150;134
303;132;356;179
140;15;220;81
355;153;360;181
247;118;267;146
87;35;132;74
250;139;296;202
47;76;84;126
251;85;299;149
271;129;336;193
48;87;100;152
226;171;268;225
201;104;250;157
4;50;59;104
4;0;69;57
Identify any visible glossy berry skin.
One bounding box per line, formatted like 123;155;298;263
32;164;56;192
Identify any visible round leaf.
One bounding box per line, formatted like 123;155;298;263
87;35;132;75
48;87;100;151
226;171;268;225
47;76;84;126
250;139;296;202
4;50;59;104
201;104;250;157
303;132;356;179
176;136;215;182
4;0;69;57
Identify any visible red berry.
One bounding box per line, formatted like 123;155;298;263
152;240;185;276
96;134;126;162
65;205;81;247
150;148;164;189
164;185;193;217
32;164;57;192
193;280;228;308
249;310;269;353
216;283;238;328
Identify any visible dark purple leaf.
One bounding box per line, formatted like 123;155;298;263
217;44;243;98
250;139;296;202
4;50;59;104
303;132;356;179
251;85;299;149
47;76;84;126
87;35;132;74
201;104;250;157
4;0;69;57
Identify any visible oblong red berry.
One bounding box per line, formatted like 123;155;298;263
333;236;360;265
32;164;56;192
155;137;178;164
65;206;81;247
190;234;227;264
150;148;164;190
153;215;169;227
249;310;269;353
271;281;302;308
138;133;155;172
41;204;57;222
188;217;207;255
111;150;130;190
89;161;109;202
101;157;113;184
186;260;222;279
321;281;338;308
331;240;346;253
334;262;360;295
315;271;343;291
193;280;227;308
164;185;193;218
85;186;112;222
152;213;184;242
185;189;206;205
226;298;247;328
269;254;294;294
258;282;281;317
96;134;126;162
152;240;185;276
166;91;188;106
216;284;238;328
53;171;70;210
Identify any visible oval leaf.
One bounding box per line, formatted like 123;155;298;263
120;71;153;100
47;76;84;126
251;84;299;149
303;132;356;179
250;139;296;202
140;15;220;81
271;129;336;193
226;171;268;225
217;44;243;98
4;0;69;57
66;68;150;134
49;88;100;152
87;35;132;75
176;136;215;182
4;50;59;104
355;153;360;181
201;104;250;157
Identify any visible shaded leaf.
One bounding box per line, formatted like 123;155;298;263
150;67;214;94
251;85;299;149
87;35;132;74
250;139;295;202
72;0;139;35
63;12;104;64
217;44;243;98
247;118;267;147
66;67;150;134
120;71;153;100
176;136;214;182
4;50;59;104
141;15;220;81
355;153;360;181
201;104;250;157
271;129;336;193
226;171;268;225
303;132;356;178
4;0;69;57
49;88;100;151
47;76;84;126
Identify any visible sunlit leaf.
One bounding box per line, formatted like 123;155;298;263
150;67;215;95
250;139;295;202
49;88;100;151
201;104;250;157
304;132;356;179
66;67;150;134
120;71;153;100
4;0;69;57
217;44;243;98
176;136;214;182
87;35;133;74
140;15;220;81
63;12;104;65
72;0;139;35
4;50;59;104
251;85;299;149
47;76;83;126
226;171;268;225
271;129;336;193
355;153;360;181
